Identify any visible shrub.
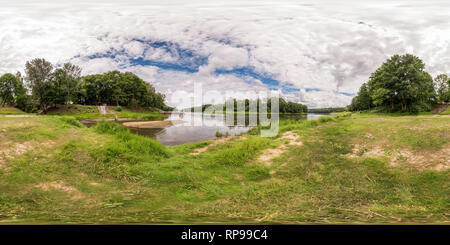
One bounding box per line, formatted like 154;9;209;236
318;116;335;123
93;121;169;157
94;121;129;135
58;116;83;128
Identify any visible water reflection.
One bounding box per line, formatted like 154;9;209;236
80;113;331;145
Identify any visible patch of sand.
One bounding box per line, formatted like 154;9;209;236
122;120;184;128
346;144;450;171
257;131;303;166
281;131;304;146
190;136;246;155
390;148;450;171
36;181;84;200
0;142;32;169
258;148;285;166
4;115;35;118
0;141;55;169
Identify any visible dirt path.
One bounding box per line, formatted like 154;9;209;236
190;136;246;155
258;131;303;166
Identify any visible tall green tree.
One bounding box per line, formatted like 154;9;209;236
367;54;436;112
25;58;54;111
434;74;450;102
0;73;26;106
61;63;82;104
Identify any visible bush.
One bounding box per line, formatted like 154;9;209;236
59;116;83;128
318;116;335;123
114;106;122;112
93;121;169;158
94;121;129;135
216;131;223;137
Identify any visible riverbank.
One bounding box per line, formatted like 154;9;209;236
0;113;448;224
44;104;168;120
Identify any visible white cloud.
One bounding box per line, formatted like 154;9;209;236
0;0;449;108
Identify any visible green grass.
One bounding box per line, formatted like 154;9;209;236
0;113;448;224
0;106;29;115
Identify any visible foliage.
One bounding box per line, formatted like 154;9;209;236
215;131;223;137
2;58;173;113
308;107;345;113
79;71;171;110
188;97;307;114
0;73;27;108
24;58;54;112
349;54;437;113
434;74;450;102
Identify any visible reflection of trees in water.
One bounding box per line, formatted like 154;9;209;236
129;127;165;138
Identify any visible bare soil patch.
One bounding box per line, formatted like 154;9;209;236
36;181;85;200
347;144;450;171
257;131;303;165
4;115;35;118
0;140;55;169
190;136;246;155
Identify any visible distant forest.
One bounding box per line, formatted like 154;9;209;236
0;58;173;113
308;107;345;113
348;54;450;113
186;98;308;114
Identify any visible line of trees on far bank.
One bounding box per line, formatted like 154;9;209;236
308;107;345;113
348;54;450;113
0;58;172;113
186;98;308;114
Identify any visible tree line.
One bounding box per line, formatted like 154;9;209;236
0;58;172;113
187;98;308;114
308;107;345;113
348;54;450;113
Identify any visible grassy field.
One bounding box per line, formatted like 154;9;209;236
0;112;448;224
0;106;30;115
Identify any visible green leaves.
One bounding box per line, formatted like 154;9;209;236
350;54;437;112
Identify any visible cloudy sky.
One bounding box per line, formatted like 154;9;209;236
1;0;449;108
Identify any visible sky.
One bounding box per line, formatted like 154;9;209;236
0;0;449;108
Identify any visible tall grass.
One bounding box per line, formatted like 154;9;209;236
90;122;170;180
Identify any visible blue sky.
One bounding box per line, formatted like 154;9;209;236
0;0;449;108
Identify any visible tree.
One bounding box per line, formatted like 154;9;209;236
0;74;21;106
434;74;450;102
61;63;82;104
0;74;16;106
25;58;54;111
366;54;435;112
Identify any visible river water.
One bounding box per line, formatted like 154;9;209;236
80;113;330;145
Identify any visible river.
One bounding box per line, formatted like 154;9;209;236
80;113;331;145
